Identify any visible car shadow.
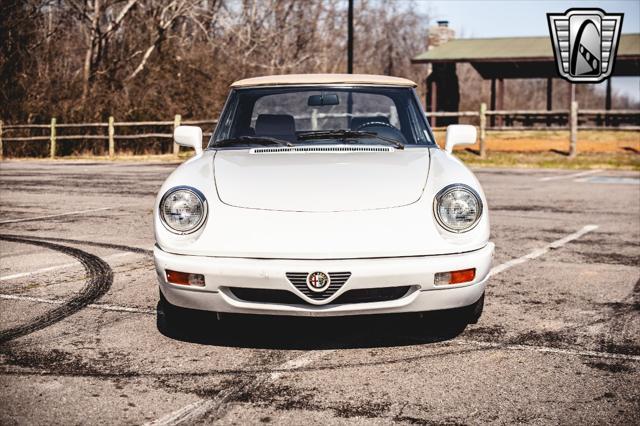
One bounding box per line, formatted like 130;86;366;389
155;303;468;350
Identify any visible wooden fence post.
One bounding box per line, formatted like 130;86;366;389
479;103;487;158
108;116;115;159
173;114;181;156
50;117;57;159
0;120;3;160
569;101;578;158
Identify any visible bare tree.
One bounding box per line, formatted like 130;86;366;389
64;0;140;103
1;0;633;127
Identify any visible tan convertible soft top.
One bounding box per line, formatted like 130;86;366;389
231;73;417;88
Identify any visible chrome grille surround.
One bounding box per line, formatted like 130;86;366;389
286;272;351;302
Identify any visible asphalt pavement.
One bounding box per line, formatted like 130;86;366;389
0;160;638;425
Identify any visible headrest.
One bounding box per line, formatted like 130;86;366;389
255;114;296;136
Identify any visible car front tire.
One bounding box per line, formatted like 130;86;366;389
419;292;485;334
465;292;484;324
158;290;191;332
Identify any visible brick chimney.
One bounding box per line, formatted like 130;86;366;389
428;20;455;49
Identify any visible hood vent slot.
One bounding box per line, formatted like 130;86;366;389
251;145;394;154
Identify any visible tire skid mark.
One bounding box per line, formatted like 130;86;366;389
205;349;336;423
0;294;154;315
147;347;338;425
0;233;152;256
0;346;497;382
149;350;292;425
3;340;638;383
600;278;640;356
0;235;113;345
0;252;132;281
0;347;325;425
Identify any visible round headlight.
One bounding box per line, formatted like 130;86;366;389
160;187;207;234
434;184;483;233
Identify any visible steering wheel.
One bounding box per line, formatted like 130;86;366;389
355;121;408;145
355;121;397;132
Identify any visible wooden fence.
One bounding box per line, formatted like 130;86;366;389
1;104;638;159
429;102;638;158
0;115;218;160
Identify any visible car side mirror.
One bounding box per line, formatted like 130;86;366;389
444;124;477;154
174;126;203;155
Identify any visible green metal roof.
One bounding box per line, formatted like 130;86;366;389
412;33;640;63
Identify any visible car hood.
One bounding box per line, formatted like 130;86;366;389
213;146;430;212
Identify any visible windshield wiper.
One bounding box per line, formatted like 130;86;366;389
297;130;404;150
215;136;294;147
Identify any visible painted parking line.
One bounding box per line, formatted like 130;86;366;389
0;207;115;224
0;252;135;281
538;169;601;182
0;293;154;314
574;176;640;185
488;224;598;277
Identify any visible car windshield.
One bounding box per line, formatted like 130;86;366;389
210;86;435;148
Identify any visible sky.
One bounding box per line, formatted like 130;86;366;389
410;0;640;103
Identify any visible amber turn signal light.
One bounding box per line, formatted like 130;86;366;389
166;270;205;287
434;268;476;285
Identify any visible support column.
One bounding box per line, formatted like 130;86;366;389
430;80;437;127
490;78;496;127
496;78;504;127
426;63;459;127
546;78;553;127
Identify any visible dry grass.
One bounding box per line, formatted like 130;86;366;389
433;130;640;154
455;151;640;171
2;154;183;163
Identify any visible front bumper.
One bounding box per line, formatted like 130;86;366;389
154;243;494;317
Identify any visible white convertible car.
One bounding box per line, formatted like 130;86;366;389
154;74;494;328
